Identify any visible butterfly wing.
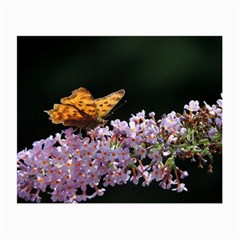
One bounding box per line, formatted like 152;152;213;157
94;89;125;118
45;104;93;127
60;87;98;119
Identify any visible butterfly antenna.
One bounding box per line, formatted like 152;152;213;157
106;100;127;118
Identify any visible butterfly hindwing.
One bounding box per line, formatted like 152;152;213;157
45;104;82;123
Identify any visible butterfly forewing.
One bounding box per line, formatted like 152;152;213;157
94;89;125;118
60;87;98;119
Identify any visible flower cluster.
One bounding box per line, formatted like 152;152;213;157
17;95;222;203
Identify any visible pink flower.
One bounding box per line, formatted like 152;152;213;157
184;100;200;112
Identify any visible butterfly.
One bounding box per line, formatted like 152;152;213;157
45;87;125;129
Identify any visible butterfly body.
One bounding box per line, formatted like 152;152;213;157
45;87;125;129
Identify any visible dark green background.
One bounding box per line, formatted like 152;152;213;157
17;36;222;203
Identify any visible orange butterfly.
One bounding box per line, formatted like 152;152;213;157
45;87;125;129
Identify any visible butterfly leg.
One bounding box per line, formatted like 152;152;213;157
78;127;83;137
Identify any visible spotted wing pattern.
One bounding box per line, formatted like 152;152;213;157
95;89;125;118
45;104;92;127
60;87;98;119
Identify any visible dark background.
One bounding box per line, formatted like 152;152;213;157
17;36;222;203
